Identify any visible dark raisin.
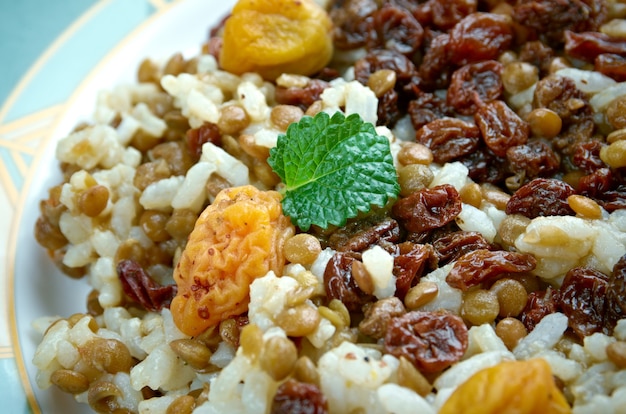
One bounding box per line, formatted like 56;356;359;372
275;80;329;111
572;140;606;174
186;122;221;160
558;267;609;339
418;33;452;90
565;30;626;63
359;297;407;339
520;287;560;332
377;88;402;127
475;100;529;157
330;0;378;50
117;259;177;312
432;231;494;265
459;146;509;184
407;91;453;130
605;254;626;333
447;60;503;115
595;53;626;82
271;379;328;414
446;249;537;291
429;0;478;30
384;311;469;373
355;49;420;91
506;178;576;218
392;184;463;233
324;253;374;312
328;215;401;253
448;12;514;66
415;117;481;163
506;141;561;179
365;4;424;56
518;40;555;76
393;242;438;300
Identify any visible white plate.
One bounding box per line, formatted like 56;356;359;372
11;0;236;412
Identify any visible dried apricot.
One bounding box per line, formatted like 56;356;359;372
439;358;571;414
219;0;334;81
171;185;295;336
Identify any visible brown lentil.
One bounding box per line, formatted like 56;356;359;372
396;356;432;397
397;164;435;197
498;214;531;248
600;140;626;169
260;336;298;381
284;233;322;265
169;339;213;370
50;369;90;394
238;134;270;160
367;69;397;97
293;356;320;386
481;184;510;210
163;53;187;76
397;142;434;166
328;299;351;327
459;182;483;208
218;105;250;135
495;317;528;350
562;170;586;189
166;395;196;414
502;62;538;95
461;289;500;325
239;323;264;362
80;338;133;374
205;173;232;199
404;281;439;310
318;305;345;329
165;209;197;241
78;185;109;217
139;210;171;242
490;278;528;318
219;318;240;348
276;304;320;336
548;56;573;73
87;381;122;414
163;110;191;132
526;108;562;139
86;289;104;316
606;341;626;369
137;58;160;84
251;157;281;188
131;130;162;152
607;128;626;144
133;159;172;191
567;195;603;219
351;260;374;295
115;239;147;268
305;100;323;117
270;104;304;131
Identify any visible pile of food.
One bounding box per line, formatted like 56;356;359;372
32;0;626;412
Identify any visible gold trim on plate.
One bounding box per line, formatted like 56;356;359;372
7;1;184;413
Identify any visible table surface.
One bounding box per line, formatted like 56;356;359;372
0;1;181;411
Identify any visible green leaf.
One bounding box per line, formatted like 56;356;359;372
268;111;400;230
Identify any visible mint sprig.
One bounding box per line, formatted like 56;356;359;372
268;111;400;230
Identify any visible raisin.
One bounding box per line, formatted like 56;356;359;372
595;53;626;82
448;13;514;66
506;178;576;218
565;30;626;63
117;259;178;312
324;252;374;312
186;122;221;160
475;100;529;157
271;379;329;414
384;311;469;374
558;266;609;339
365;4;424;56
514;0;600;47
506;141;561;179
328;215;401;253
429;0;478;30
432;231;494;265
518;41;555;76
419;33;452;90
330;0;378;50
275;80;329;111
407;91;453;130
377;88;402;127
394;242;438;300
447;61;503;116
415;118;481;163
355;49;420;91
605;254;626;333
446;249;537;291
577;167;626;212
572;140;606;174
392;184;463;233
359;297;407;339
533;75;591;122
460;146;509;184
520;287;560;332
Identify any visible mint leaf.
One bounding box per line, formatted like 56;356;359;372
268;111;400;230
